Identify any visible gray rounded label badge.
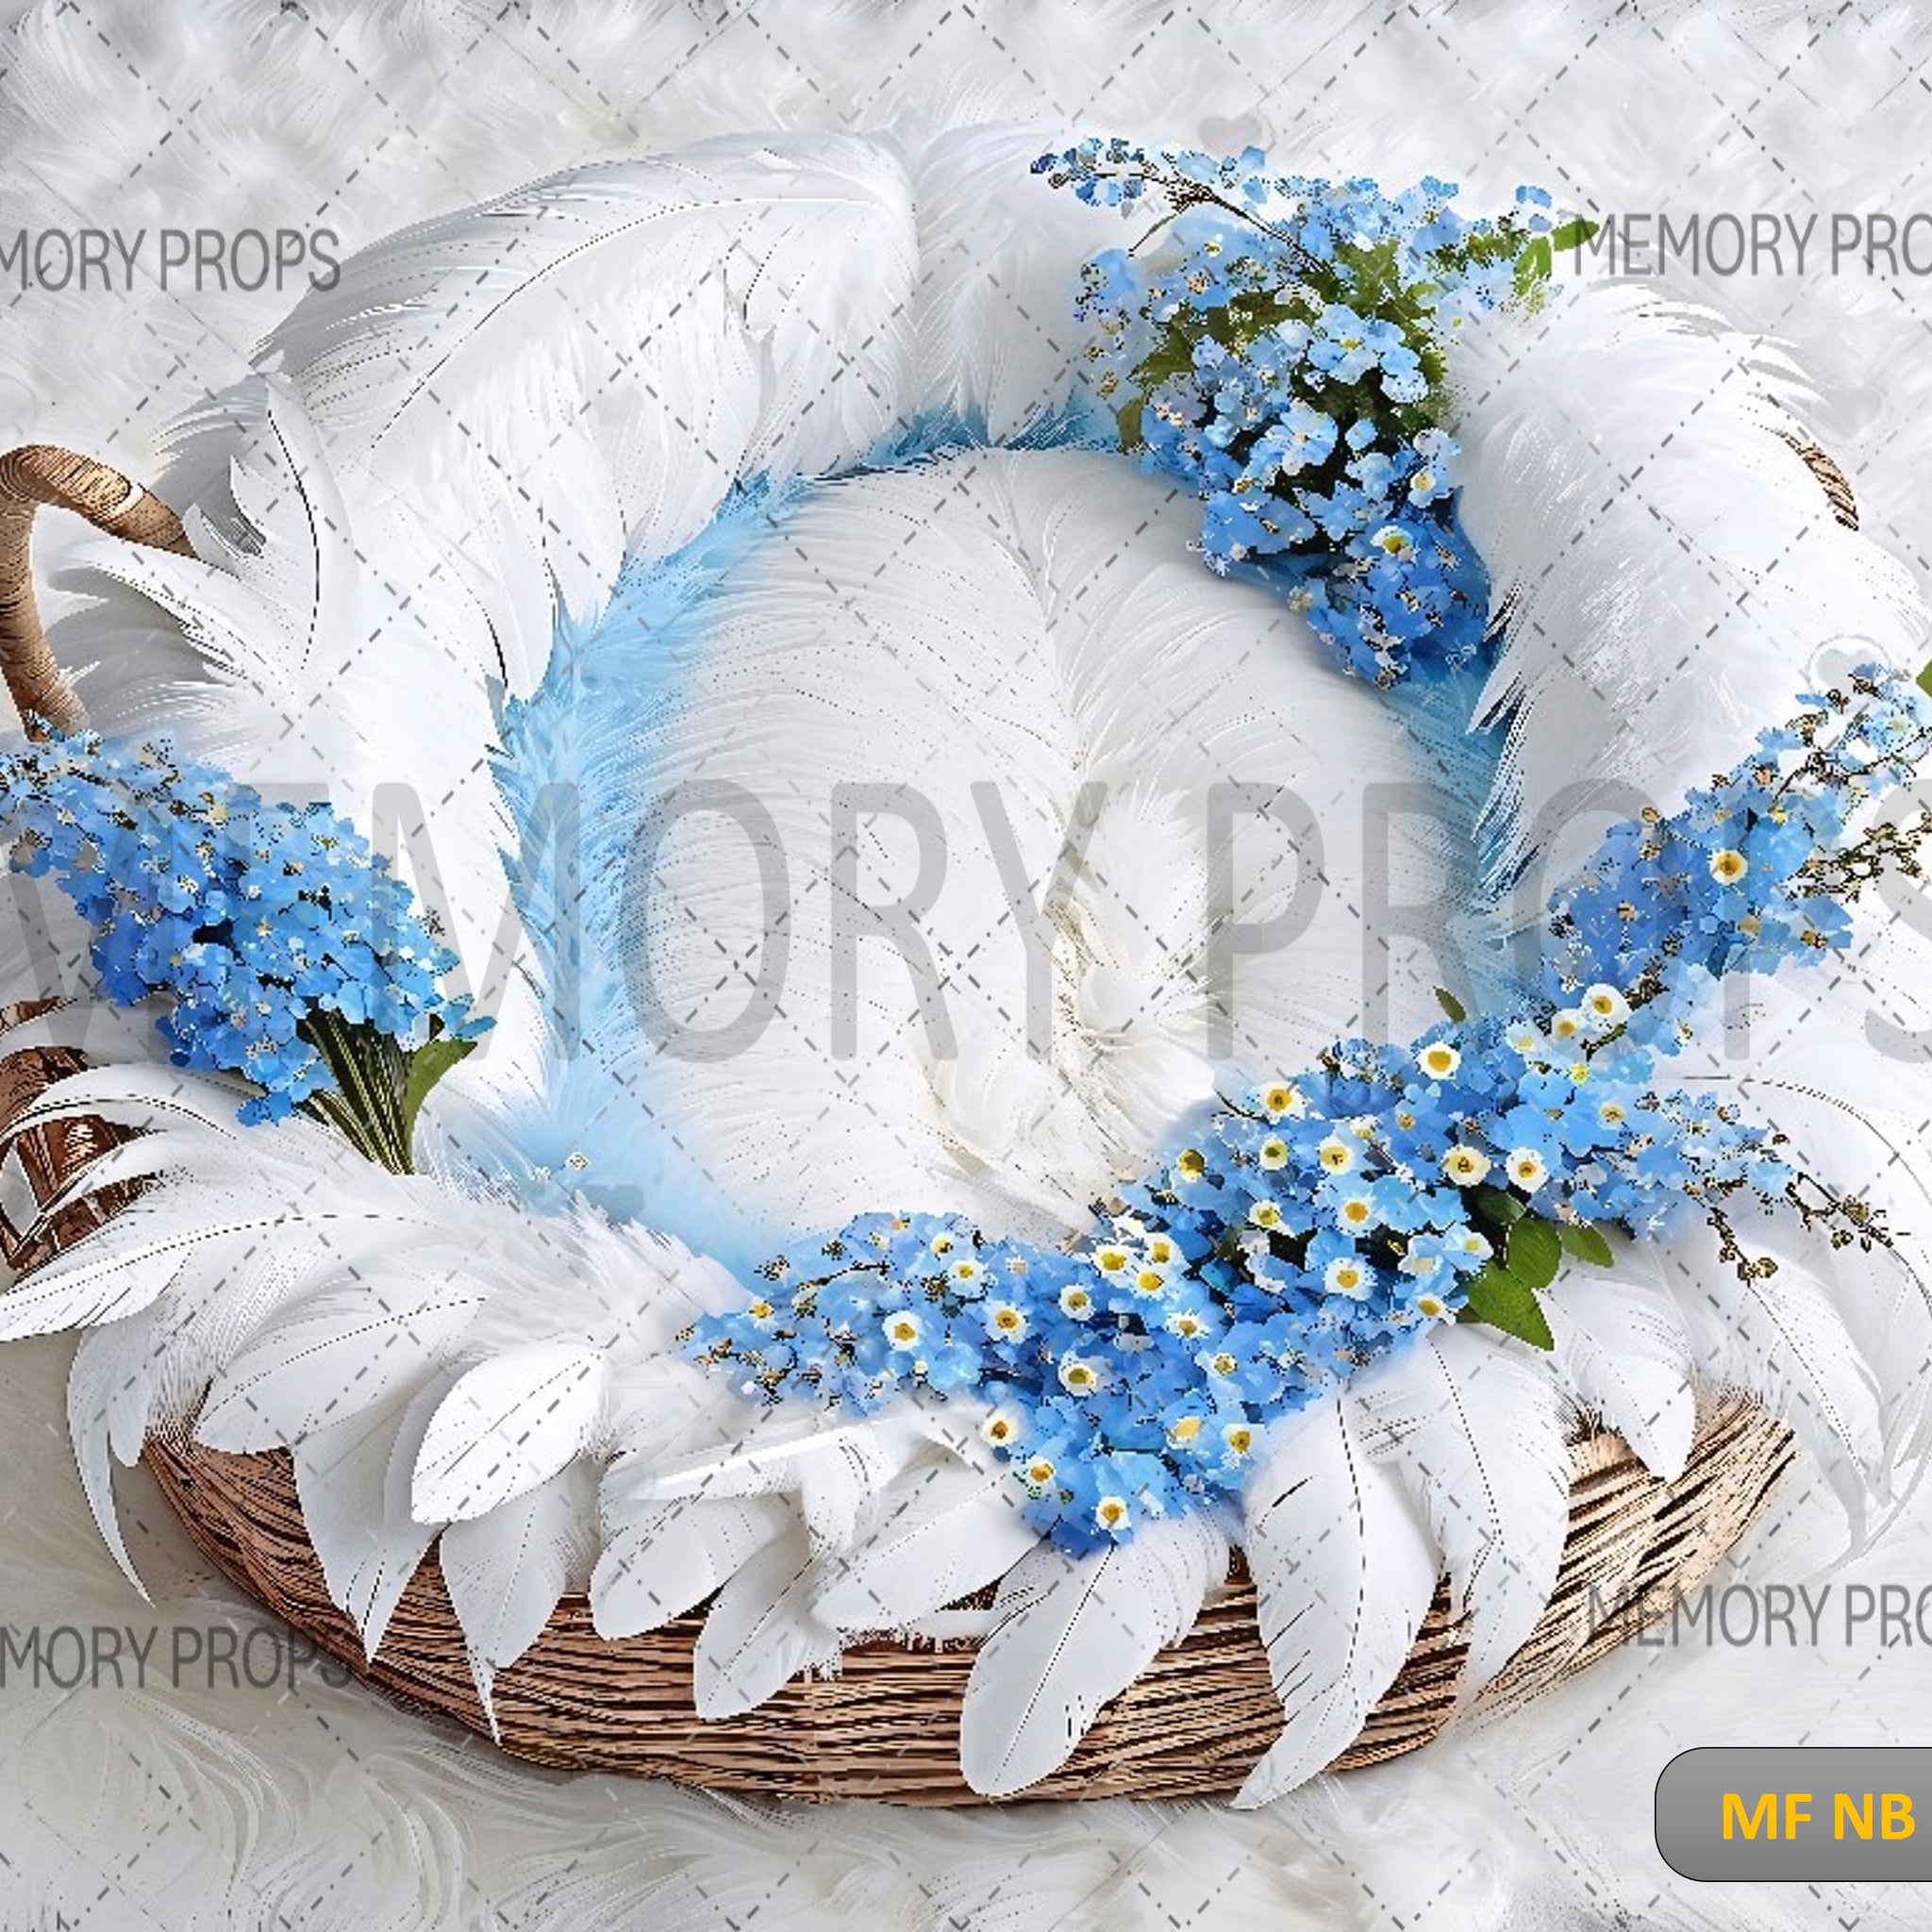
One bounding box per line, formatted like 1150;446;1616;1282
1657;1748;1932;1880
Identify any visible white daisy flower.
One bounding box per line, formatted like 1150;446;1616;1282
1507;1148;1548;1191
1260;1082;1306;1120
1324;1256;1370;1298
980;1407;1024;1448
1582;982;1630;1029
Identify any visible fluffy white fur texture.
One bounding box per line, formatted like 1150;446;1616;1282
5;6;1932;1931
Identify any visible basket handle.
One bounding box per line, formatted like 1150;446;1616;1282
0;445;192;739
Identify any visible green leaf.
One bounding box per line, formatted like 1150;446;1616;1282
1549;216;1600;253
1505;1215;1564;1290
1114;396;1145;453
1434;985;1467;1023
400;1031;478;1158
1559;1222;1616;1268
1512;234;1554;295
1918;658;1932;699
1459;1264;1556;1349
1469;1183;1526;1227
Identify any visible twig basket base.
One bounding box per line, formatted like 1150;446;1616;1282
142;1397;1792;1804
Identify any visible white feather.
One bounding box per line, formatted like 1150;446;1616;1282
811;1460;1042;1630
66;1307;168;1595
898;122;1094;442
291;1367;457;1657
691;1523;841;1720
1452;283;1929;891
62;380;518;1086
1545;1248;1697;1480
194;1267;491;1453
607;1407;943;1553
69;376;358;777
958;1511;1227;1798
1660;1215;1885;1542
589;1492;793;1641
0;1206;254;1339
441;1459;598;1735
633;447;1455;1248
411;1341;608;1523
1351;1324;1571;1694
1232;1396;1439;1807
256;135;920;691
2;1063;254;1141
24;1127;242;1233
1656;966;1932;1506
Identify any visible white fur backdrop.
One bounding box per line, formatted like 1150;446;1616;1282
4;3;1932;1929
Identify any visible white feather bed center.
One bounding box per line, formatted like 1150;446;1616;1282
625;446;1461;1250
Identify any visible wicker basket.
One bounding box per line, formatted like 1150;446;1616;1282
0;439;1856;1803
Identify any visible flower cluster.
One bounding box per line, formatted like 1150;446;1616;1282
688;668;1932;1555
684;1018;1795;1553
1034;138;1591;684
0;729;479;1150
1547;667;1932;1037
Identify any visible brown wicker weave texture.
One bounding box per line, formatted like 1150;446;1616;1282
0;438;1843;1803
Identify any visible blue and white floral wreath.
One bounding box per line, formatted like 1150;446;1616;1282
2;128;1929;1804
